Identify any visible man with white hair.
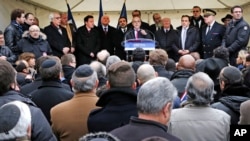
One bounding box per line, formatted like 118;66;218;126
110;77;181;141
0;101;31;140
97;49;110;65
44;12;71;58
168;72;230;141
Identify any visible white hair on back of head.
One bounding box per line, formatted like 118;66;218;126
0;101;31;140
49;13;54;22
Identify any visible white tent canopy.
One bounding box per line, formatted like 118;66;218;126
1;0;250;30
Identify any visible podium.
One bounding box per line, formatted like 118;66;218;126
121;38;158;61
122;38;157;51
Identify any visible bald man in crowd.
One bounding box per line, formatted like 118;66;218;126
170;54;196;98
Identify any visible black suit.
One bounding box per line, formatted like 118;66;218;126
125;29;152;40
173;26;200;60
155;28;178;60
98;25;117;55
75;25;100;66
44;24;71;58
202;21;225;58
114;28;127;60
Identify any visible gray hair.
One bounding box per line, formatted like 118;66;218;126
137;64;156;84
0;101;31;140
97;50;110;65
49;13;54;21
71;71;98;93
90;61;106;78
137;77;177;114
186;72;214;105
106;55;121;70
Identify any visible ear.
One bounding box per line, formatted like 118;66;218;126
137;79;141;85
70;79;74;87
106;81;111;89
131;82;137;90
154;72;158;77
95;79;99;89
162;102;172;119
219;80;225;90
11;82;20;91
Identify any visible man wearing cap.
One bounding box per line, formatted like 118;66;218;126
222;5;250;66
50;65;99;141
0;60;57;141
221;14;233;27
30;58;73;124
202;8;225;59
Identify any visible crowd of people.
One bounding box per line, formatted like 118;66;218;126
0;4;250;141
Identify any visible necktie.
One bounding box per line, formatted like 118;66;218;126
135;30;138;40
182;28;187;50
206;26;211;35
104;27;107;34
58;28;62;35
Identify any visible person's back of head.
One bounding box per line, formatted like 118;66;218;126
90;61;106;78
165;58;176;72
0;101;31;140
39;58;62;81
142;136;169;141
213;47;229;63
35;56;50;75
15;60;29;73
190;52;200;61
137;64;156;85
149;49;168;66
219;66;243;90
61;54;76;68
186;72;214;105
106;55;121;70
137;77;177;124
97;50;110;65
177;54;195;71
132;47;146;62
71;64;98;93
0;60;17;95
107;61;135;88
79;132;120;141
239;100;250;124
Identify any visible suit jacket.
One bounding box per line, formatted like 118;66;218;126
125;29;152;40
201;22;225;58
114;28;127;60
51;92;98;141
98;25;117;55
173;26;200;54
44;23;71;58
75;25;100;66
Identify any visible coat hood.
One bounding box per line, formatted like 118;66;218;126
22;30;47;40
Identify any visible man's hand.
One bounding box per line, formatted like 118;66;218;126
0;56;7;60
140;29;147;35
63;47;70;54
70;47;75;53
90;52;95;57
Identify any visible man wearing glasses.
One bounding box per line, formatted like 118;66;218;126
44;12;71;58
222;5;250;66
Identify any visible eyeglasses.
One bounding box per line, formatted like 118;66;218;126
54;17;61;20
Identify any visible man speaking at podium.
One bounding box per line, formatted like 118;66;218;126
125;16;153;61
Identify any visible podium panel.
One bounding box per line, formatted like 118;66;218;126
122;38;156;51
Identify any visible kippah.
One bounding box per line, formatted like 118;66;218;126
41;59;56;68
0;105;20;134
75;65;94;77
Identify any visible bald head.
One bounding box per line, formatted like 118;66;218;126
101;15;110;26
137;64;157;84
177;55;195;70
162;17;171;29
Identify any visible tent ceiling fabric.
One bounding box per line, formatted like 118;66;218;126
23;0;250;12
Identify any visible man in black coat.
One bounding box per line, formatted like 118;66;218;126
222;5;250;66
98;15;117;56
114;17;127;60
44;12;71;58
4;9;25;56
149;13;162;34
155;17;178;61
201;9;225;59
0;60;57;141
88;61;138;132
110;77;181;141
30;59;73;124
75;15;100;66
173;15;200;61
